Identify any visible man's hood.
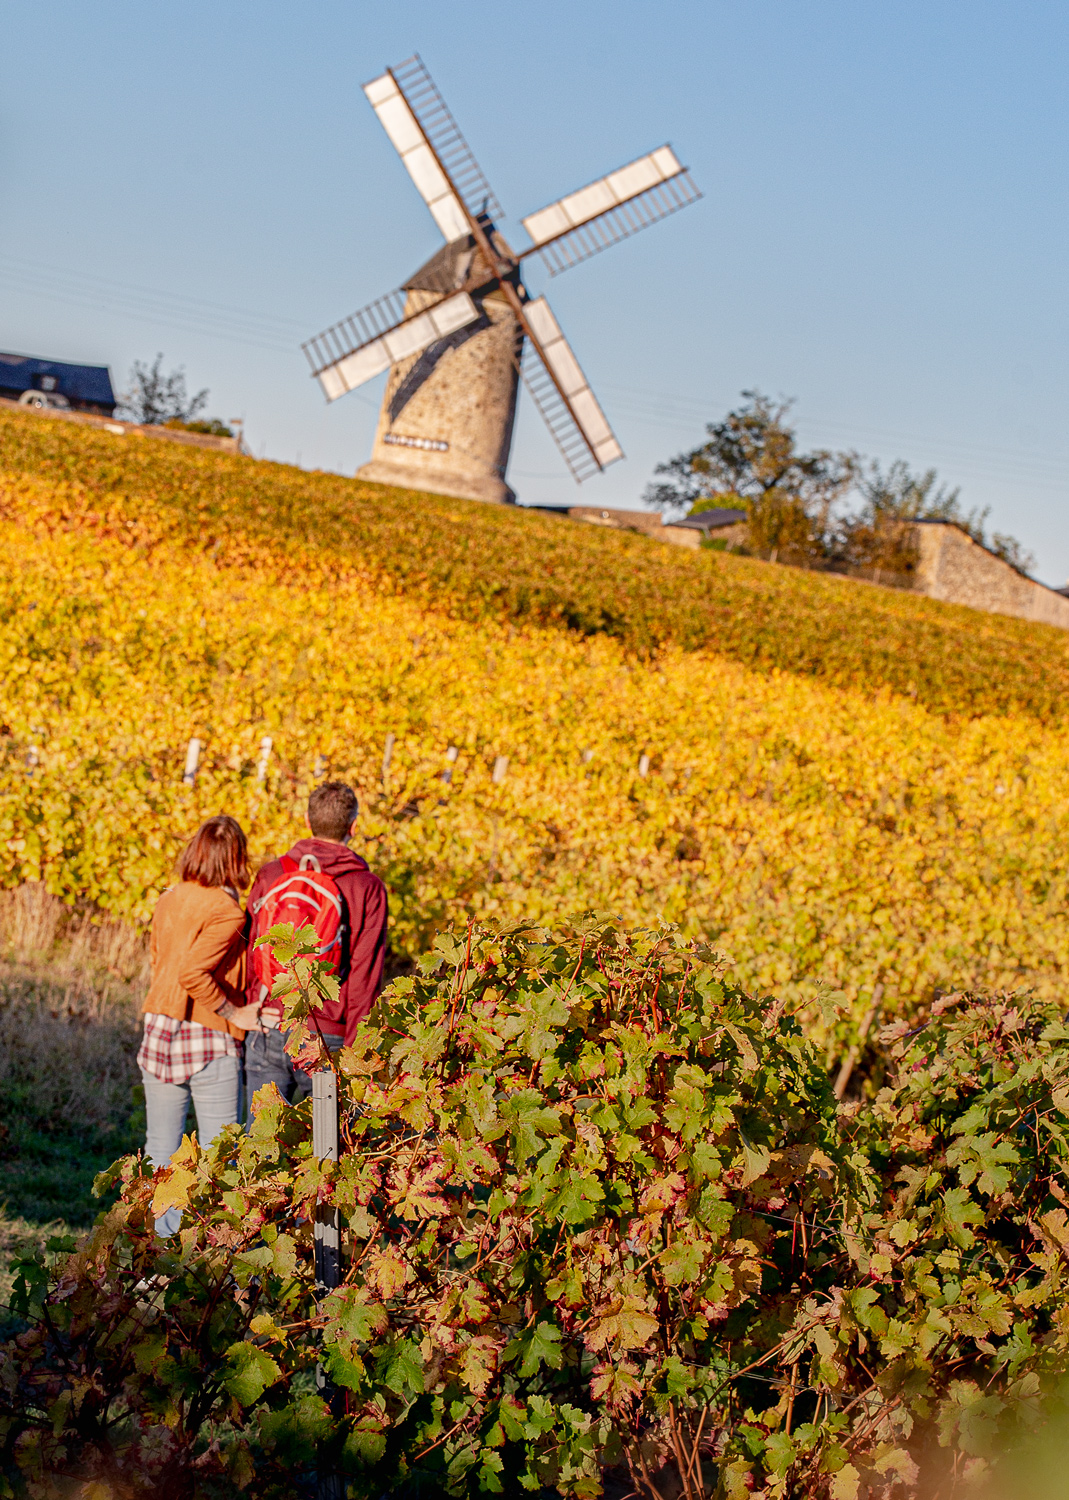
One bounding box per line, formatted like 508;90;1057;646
285;837;370;877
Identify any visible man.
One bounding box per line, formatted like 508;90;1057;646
243;780;387;1112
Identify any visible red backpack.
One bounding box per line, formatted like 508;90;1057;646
250;853;346;1018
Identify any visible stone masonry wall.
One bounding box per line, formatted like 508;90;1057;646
567;506;700;549
356;288;521;505
0;398;242;453
913;521;1069;631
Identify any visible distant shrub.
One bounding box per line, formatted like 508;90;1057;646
163;418;234;438
2;922;1067;1498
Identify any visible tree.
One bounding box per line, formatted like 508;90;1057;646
643;391;856;562
117;354;209;426
647;395;1034;580
838;459;1035;579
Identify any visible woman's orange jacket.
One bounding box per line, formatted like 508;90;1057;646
143;882;248;1038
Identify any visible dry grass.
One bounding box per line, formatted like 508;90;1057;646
0;885;147;1236
0;881;149;990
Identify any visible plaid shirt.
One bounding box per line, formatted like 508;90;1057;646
138;1012;239;1085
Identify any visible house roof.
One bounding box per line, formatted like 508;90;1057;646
669;507;747;533
0;351;115;406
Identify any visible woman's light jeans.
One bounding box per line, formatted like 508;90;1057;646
141;1054;241;1236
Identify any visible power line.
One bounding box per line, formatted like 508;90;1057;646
0;254;381;410
5;256;1066;497
0;256;303;354
601;382;1069;497
0;252;307;343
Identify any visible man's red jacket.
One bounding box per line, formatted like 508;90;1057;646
246;837;388;1047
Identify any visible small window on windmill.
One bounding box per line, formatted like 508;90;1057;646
35;375;58;392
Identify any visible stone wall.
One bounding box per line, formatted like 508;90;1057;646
567;506;700;549
0;398;242;453
912;521;1069;631
701;520;748;548
356;287;521;506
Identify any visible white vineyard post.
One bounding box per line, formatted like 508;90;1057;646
638;752;650;778
382;732;395;787
312;1069;343;1499
488;754;510;877
182;737;202;787
256;735;273;783
312;1070;341;1290
441;744;459;784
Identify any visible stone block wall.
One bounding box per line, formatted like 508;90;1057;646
560;514;1069;633
913;521;1069;631
567;506;700;549
0;398;241;453
356;287;521;506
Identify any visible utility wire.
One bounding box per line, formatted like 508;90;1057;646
603;380;1069;472
0;252;306;338
600;382;1069;496
5;255;1067;492
0;253;380;409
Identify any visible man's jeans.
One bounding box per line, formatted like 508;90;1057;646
141;1054;242;1236
244;1027;344;1117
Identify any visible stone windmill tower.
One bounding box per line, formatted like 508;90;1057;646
302;56;701;504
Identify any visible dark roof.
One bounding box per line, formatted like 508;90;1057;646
404;238;478;293
669;507;747;533
0;351;115;407
403;225;513;295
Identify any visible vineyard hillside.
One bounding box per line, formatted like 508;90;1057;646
3;407;1069;1043
4;409;1069;720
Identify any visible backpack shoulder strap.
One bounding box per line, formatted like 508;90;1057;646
251;855;300;915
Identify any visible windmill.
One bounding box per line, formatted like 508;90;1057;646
302;55;701;505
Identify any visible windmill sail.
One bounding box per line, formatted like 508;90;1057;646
520;296;623;477
363;73;470;243
304;290;481;401
308;55;698;494
520;147;701;276
363;56;504;245
387;56;503;226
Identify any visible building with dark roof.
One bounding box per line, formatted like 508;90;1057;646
668;506;747;541
0;352;116;415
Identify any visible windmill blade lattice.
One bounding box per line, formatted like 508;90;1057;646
303;289;480;401
302;287;409;379
519;339;602;483
531;170;702;277
389;55;504;226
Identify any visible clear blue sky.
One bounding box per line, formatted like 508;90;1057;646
3;1;1068;581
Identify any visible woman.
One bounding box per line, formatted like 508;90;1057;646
138;815;261;1233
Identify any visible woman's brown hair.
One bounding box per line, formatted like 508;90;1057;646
178;815;249;890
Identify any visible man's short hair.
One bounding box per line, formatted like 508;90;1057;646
308;781;359;841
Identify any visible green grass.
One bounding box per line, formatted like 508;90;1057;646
0;962;143;1225
0;1108;138;1228
3;406;1069;721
